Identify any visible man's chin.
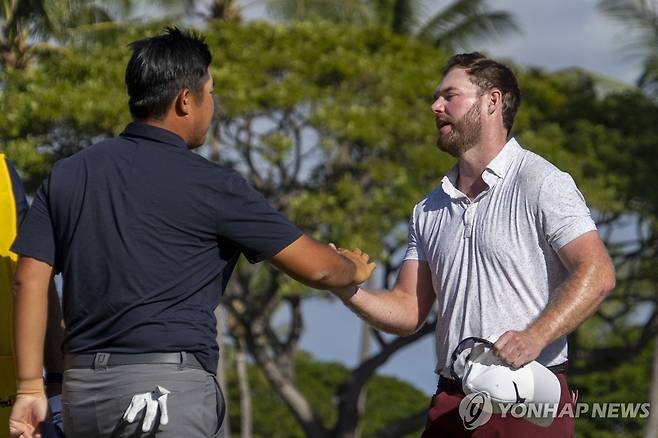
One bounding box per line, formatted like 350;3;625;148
189;134;208;149
437;139;460;157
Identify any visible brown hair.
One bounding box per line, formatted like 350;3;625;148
443;52;521;134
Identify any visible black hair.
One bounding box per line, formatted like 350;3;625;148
125;27;212;120
443;52;521;134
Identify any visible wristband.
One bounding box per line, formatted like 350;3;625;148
16;377;46;399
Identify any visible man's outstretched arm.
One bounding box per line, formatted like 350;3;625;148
9;256;52;438
494;230;616;367
331;259;436;336
269;235;375;290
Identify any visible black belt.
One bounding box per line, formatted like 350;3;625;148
65;352;203;370
439;361;569;394
547;360;569;375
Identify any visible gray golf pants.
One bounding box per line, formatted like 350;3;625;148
62;362;225;438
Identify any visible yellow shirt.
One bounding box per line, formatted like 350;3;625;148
0;154;19;437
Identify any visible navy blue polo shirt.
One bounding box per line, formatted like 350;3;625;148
12;122;303;373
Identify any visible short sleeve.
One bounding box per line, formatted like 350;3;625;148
216;172;303;263
11;176;57;266
404;204;428;262
538;171;597;252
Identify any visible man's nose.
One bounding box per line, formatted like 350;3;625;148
431;97;445;114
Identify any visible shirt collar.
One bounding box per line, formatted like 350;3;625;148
120;122;189;150
441;165;466;200
440;138;521;201
485;137;521;179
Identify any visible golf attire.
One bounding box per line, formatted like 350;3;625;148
12;123;302;437
404;138;596;436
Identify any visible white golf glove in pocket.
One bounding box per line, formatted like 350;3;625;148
122;385;171;432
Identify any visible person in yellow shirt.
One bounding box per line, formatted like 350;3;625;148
1;156;65;437
1;154;29;438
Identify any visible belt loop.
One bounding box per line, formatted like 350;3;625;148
93;353;110;370
180;351;187;370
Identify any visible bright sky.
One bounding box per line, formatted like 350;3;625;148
237;0;644;85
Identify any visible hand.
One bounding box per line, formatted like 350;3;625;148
338;248;376;284
493;329;546;368
9;395;48;438
122;385;170;432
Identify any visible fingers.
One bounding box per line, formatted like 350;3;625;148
158;393;169;426
493;330;520;366
493;330;538;368
493;331;512;355
123;388;170;431
9;421;33;438
142;398;158;432
123;394;146;423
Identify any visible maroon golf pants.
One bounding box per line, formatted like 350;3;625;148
421;373;575;437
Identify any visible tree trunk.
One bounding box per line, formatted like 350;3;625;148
236;335;253;438
354;323;371;438
215;304;231;438
645;333;658;438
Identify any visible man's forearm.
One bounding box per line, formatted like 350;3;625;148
336;286;421;336
527;260;615;346
12;259;52;391
310;255;358;289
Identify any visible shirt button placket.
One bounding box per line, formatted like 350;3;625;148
463;201;475;239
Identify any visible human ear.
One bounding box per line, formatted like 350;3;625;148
175;88;192;117
488;89;502;115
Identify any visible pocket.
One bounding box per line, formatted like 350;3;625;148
210;375;226;438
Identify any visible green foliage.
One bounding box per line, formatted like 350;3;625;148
570;341;654;437
2;19;658;437
225;350;427;438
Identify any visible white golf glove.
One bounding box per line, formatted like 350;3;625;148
122;385;171;432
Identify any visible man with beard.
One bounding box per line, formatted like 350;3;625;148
330;53;615;436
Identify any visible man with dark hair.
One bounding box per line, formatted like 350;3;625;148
330;52;615;436
8;27;374;438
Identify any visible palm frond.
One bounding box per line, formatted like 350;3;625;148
599;0;658;52
390;0;418;35
639;53;658;96
416;0;483;40
598;0;658;95
417;0;520;51
7;0;58;39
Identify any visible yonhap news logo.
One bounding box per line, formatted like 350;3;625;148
458;392;650;430
458;392;492;430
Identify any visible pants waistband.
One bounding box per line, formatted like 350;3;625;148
65;352;203;370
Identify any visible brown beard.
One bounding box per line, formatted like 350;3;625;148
437;101;482;157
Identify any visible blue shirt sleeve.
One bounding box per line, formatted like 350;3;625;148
216;172;303;263
11;175;57;267
5;158;28;225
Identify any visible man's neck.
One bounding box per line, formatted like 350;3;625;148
456;132;508;200
139;118;191;147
